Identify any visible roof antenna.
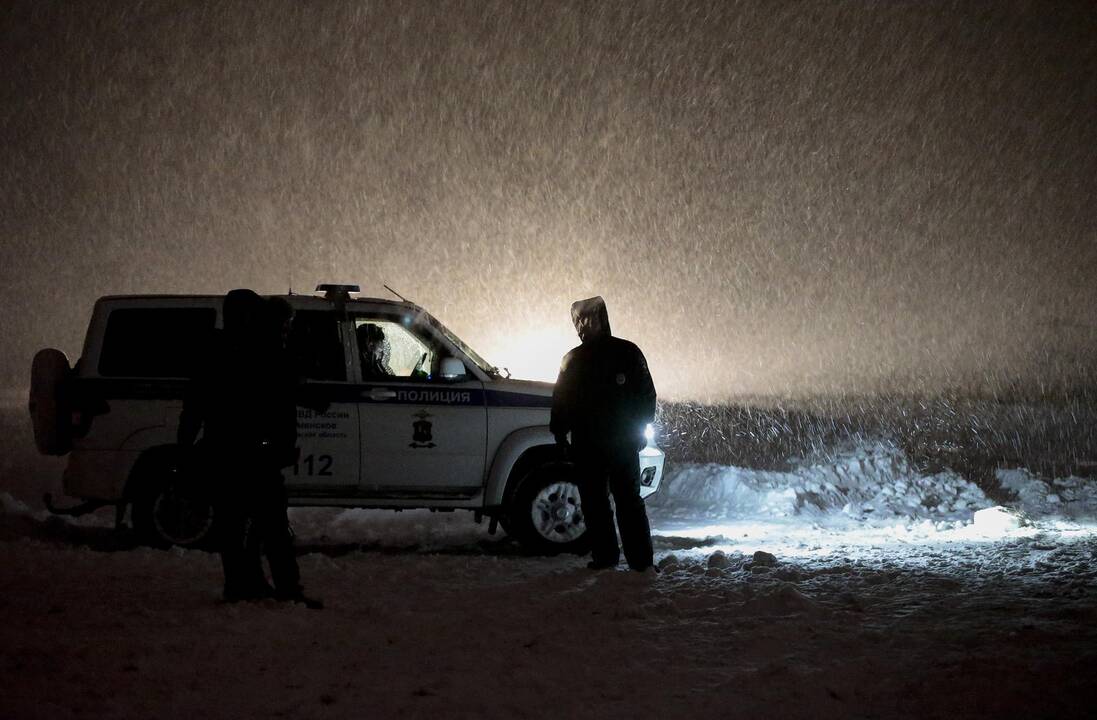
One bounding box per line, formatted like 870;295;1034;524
383;284;409;302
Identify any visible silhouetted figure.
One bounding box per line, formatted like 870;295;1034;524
551;296;657;571
248;296;319;608
178;290;319;608
357;323;394;379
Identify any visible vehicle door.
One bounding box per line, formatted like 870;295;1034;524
285;308;360;494
351;313;487;497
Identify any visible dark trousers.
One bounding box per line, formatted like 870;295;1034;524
249;478;301;595
214;456;301;599
576;446;654;570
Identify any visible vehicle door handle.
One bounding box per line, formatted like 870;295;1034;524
364;388;396;401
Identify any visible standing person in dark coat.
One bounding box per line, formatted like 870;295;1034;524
550;296;657;571
249;296;320;608
178;290;320;608
178;288;267;602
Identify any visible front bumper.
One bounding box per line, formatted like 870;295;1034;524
638;445;664;499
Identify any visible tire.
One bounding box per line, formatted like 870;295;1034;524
507;461;590;555
29;349;72;456
132;463;215;549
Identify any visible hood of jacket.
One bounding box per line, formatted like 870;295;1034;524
570;296;612;342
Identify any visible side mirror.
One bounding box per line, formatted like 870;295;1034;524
440;357;467;381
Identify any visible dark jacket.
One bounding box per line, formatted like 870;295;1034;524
178;332;297;458
178;292;299;468
550;298;656;453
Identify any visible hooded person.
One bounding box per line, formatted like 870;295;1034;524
550;296;657;571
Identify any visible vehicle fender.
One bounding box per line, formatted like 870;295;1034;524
119;424;178;452
60;427;179;502
122;444;184;501
119;426;186;499
484;425;557;507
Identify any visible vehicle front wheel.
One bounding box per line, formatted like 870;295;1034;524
132;469;215;549
507;462;590;555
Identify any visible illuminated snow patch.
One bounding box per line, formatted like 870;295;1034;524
652;517;1036;561
971;506;1029;536
647;442;1097;565
650;443;992;526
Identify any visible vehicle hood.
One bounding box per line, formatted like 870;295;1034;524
485;378;555;407
489;378;554;396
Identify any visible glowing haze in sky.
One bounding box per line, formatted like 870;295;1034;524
2;1;1095;400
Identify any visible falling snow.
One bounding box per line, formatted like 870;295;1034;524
2;1;1096;398
2;2;1096;717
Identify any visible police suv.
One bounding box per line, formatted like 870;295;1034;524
29;285;664;553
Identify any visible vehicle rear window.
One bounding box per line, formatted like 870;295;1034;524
98;308;217;378
287;310;347;381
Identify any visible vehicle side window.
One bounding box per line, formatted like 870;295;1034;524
288;310;346;381
354;318;435;381
99;308;218;378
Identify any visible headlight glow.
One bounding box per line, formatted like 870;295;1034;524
644;423;655;444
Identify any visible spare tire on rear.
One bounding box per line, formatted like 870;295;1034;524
29;348;73;456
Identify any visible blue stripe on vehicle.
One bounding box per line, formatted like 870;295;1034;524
312;386;484;406
77;379;552;409
484;391;553;408
383;388;484;406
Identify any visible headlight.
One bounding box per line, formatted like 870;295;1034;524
643;423;655;444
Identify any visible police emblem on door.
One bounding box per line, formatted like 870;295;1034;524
410;410;435;448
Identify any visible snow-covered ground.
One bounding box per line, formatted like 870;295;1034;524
3;442;1096;718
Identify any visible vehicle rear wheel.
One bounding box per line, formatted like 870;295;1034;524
507;461;590;555
132;468;215;549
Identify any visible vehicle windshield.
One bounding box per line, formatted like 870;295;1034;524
422;313;498;377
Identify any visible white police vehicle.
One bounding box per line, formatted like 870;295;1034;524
29;285;664;553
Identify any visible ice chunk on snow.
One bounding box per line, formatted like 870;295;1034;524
973;506;1029;535
707;550;731;569
751;550;778;567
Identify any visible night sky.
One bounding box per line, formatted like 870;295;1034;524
2;0;1095;400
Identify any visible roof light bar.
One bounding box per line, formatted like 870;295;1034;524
315;284;361;301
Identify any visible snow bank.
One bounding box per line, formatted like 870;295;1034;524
998;468;1097;520
650;442;991;526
